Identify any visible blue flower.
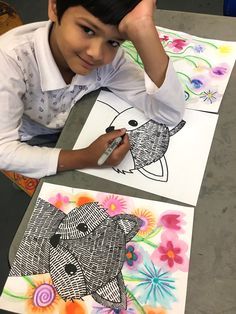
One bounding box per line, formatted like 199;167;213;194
125;245;138;267
193;44;205;53
132;260;177;308
191;79;203;89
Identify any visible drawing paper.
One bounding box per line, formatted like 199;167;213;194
0;182;194;314
122;26;236;112
74;90;218;206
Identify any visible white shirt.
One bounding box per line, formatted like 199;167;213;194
0;21;185;178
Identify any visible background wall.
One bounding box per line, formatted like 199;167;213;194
7;0;224;24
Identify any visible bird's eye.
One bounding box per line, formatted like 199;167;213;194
65;263;77;276
128;120;138;127
76;223;88;232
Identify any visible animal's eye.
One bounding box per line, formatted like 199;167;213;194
65;263;77;276
77;222;88;232
128;120;138;127
50;234;61;248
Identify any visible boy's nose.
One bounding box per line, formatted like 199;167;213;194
87;40;103;62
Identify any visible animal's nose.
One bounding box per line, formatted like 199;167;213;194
106;126;115;133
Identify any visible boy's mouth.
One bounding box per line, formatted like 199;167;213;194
78;55;97;69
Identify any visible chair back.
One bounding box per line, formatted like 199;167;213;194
0;1;22;35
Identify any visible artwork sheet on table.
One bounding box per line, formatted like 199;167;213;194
0;182;194;314
74;90;218;206
122;26;236;113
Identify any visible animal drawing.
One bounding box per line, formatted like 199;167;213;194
10;198;142;309
99;99;186;182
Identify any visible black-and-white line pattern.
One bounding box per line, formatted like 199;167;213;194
10;198;142;309
102;101;186;181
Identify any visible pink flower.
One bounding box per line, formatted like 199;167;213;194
159;210;185;232
48;193;70;211
210;63;229;78
160;35;169;42
96;192;134;216
168;38;188;52
151;231;189;272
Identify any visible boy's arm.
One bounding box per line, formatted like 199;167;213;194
57;129;129;172
118;0;169;88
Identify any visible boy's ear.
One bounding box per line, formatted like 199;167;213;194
48;0;58;22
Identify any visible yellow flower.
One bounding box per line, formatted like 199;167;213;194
132;208;156;237
218;45;233;54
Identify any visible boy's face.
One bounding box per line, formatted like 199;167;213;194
48;1;124;77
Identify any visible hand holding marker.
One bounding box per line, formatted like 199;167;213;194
97;133;125;166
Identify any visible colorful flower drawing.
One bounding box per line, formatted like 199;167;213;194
122;26;236;113
129;260;177;309
143;305;168;314
210;64;229;78
92;295;136;314
167;38;188;52
72;192;95;206
60;299;88;314
159;210;185;232
96;192;134;216
124;243;144;270
200;89;219;104
3;274;63;314
151;231;189;272
48;193;70;211
132;208;157;237
0;182;194;314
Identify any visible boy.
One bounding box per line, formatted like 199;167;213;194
0;0;185;178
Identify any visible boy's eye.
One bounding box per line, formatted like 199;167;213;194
108;40;120;48
81;26;94;36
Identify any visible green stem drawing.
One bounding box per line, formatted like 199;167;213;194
3;289;30;300
132;236;158;248
177;71;191;82
171;55;198;67
184;55;212;67
126;287;146;314
185;84;204;96
22;276;36;288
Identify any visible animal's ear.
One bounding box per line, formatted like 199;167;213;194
49;243;86;300
25;197;66;238
169;119;186;136
9;197;66;277
113;214;142;242
92;273;126;309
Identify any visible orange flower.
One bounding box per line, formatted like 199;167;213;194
59;300;88;314
74;193;95;206
132;208;156;237
26;274;62;314
144;305;168;314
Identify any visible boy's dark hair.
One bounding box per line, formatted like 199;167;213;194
56;0;142;25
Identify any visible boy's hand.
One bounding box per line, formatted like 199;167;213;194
118;0;156;39
82;128;130;167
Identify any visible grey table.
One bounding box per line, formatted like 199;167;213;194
9;10;236;314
